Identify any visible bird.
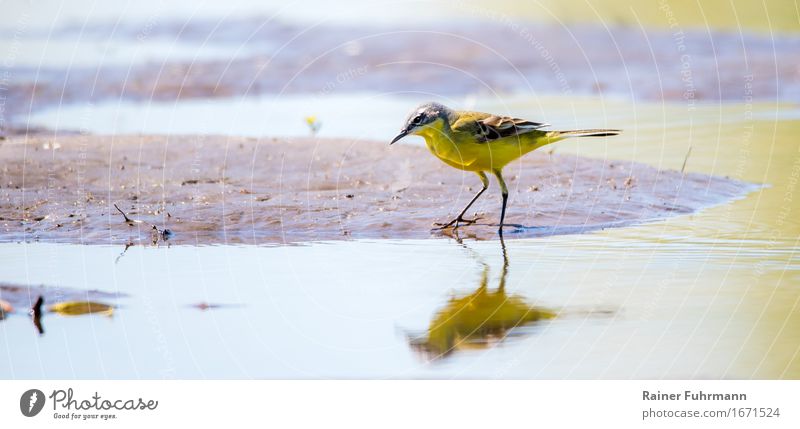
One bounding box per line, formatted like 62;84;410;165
390;102;620;234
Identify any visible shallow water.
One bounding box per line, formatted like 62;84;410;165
0;36;264;68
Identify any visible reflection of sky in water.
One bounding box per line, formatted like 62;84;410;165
21;94;699;140
28;93;420;140
0;37;264;68
0;0;451;32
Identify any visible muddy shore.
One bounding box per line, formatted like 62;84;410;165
0;134;755;245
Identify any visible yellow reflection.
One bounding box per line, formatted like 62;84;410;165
48;301;114;317
411;238;555;359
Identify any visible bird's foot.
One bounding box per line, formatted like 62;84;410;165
432;215;482;230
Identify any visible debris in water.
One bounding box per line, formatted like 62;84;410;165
190;302;241;311
193;302;218;311
31;296;44;335
0;298;12;319
48;301;114;316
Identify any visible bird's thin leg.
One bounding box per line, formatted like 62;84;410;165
434;171;489;230
493;169;509;235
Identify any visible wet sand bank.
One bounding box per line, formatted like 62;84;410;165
1;134;755;244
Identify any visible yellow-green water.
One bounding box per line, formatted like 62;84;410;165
477;0;800;34
549;98;800;378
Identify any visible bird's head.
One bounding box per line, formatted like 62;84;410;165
390;102;452;145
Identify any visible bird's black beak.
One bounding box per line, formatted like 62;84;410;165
390;129;409;145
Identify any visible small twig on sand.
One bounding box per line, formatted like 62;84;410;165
681;146;692;174
114;203;173;243
114;203;142;225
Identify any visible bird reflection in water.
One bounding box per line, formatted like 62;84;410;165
410;237;555;359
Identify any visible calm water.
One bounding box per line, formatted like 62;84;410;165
3;98;800;378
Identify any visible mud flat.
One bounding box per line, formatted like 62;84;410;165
0;135;756;245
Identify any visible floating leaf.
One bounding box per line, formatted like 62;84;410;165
48;301;114;316
0;299;12;319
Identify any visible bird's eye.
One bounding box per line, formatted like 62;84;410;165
412;115;422;124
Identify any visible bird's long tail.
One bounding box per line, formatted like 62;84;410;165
548;129;621;138
527;129;620;153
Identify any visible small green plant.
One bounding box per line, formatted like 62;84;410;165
305;116;322;136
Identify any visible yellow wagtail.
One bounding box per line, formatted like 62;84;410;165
390;102;620;233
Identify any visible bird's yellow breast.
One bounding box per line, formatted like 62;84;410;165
415;118;546;172
416;119;477;171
